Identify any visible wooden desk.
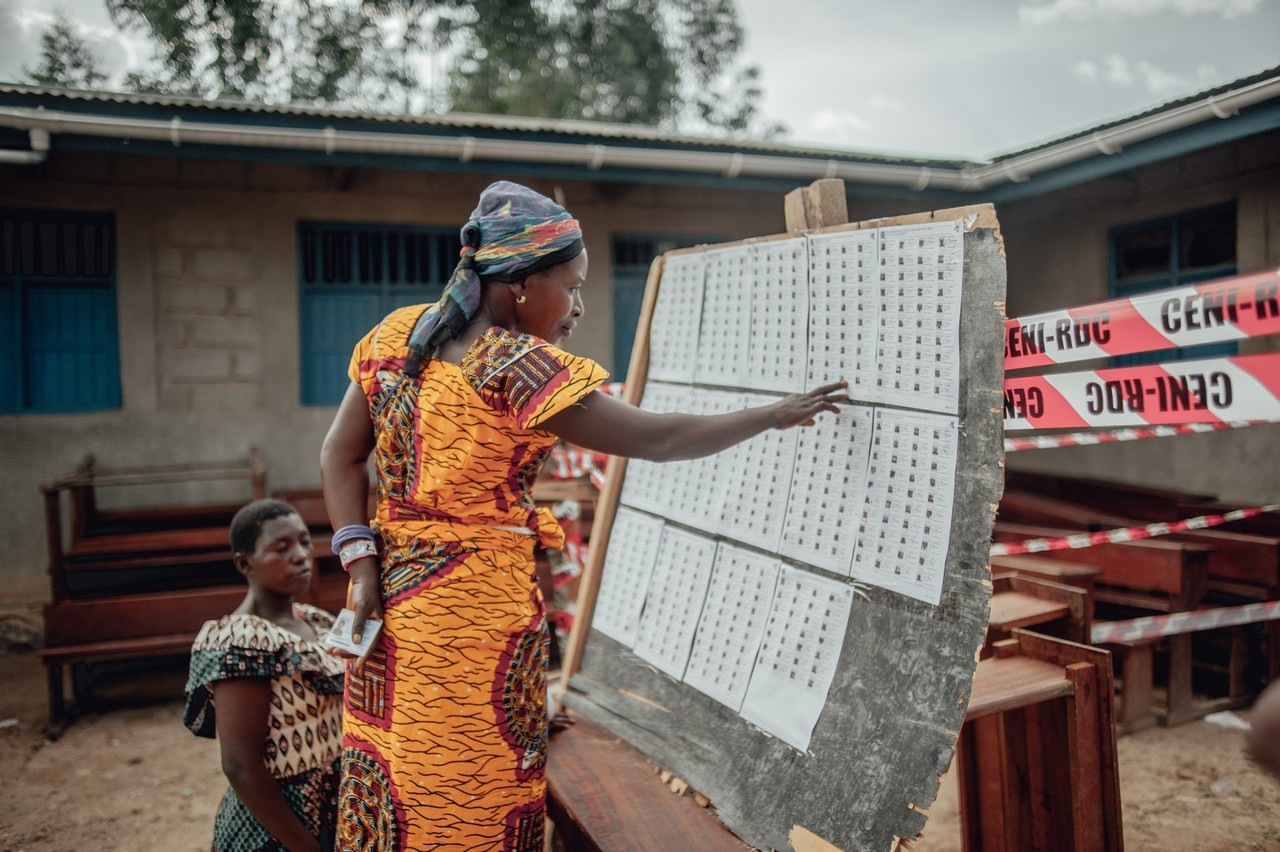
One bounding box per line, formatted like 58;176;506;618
958;631;1123;852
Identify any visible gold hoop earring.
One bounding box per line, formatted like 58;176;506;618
516;294;527;304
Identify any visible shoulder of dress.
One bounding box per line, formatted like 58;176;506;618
190;613;284;653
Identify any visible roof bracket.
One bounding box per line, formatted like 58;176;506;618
1207;94;1239;119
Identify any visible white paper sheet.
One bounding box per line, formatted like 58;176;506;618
683;543;782;711
674;389;749;530
633;528;720;680
740;565;855;752
872;220;964;414
590;508;667;646
778;402;876;575
619;382;695;515
806;229;879;395
716;393;799;551
696;246;754;388
647;253;707;383
749;239;809;393
849;409;959;605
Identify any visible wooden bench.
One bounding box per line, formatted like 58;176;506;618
994;521;1219;729
990;553;1101;623
37;454;353;731
547;717;749;851
986;573;1091;652
958;630;1122;852
1002;484;1280;695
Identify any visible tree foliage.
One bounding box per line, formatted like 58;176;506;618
443;0;781;136
47;0;779;136
106;0;427;108
23;12;108;90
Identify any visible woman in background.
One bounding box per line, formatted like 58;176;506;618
185;498;345;851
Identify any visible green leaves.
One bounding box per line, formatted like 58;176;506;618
22;12;108;90
37;0;782;137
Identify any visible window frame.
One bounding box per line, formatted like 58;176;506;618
0;209;121;414
1106;203;1238;365
297;221;460;406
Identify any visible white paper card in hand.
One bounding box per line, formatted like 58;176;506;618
633;528;718;680
740;566;854;752
683;543;781;711
324;608;383;657
591;508;666;646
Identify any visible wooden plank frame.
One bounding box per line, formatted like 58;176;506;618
558;192;1006;850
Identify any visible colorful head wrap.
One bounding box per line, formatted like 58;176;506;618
404;181;583;374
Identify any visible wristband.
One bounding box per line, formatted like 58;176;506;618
331;524;376;554
339;539;378;570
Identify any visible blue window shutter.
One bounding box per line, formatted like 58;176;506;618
0;211;120;414
299;223;458;406
23;283;121;411
300;292;385;405
0;282;14;409
612;268;649;376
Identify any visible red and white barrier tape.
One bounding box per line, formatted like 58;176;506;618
990;503;1280;557
1003;419;1275;452
598;382;627;398
1003;352;1280;431
546;447;610;485
1092;599;1280;644
1005;269;1280;371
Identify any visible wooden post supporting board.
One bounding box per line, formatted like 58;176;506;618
557;180;1007;850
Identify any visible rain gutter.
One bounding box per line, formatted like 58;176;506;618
0;128;49;164
0;73;1276;189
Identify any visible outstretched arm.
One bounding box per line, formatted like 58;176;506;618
320;382;381;647
540;381;848;461
211;678;322;852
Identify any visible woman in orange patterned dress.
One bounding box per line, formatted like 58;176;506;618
320;181;846;850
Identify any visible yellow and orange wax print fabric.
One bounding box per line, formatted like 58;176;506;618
337;305;607;852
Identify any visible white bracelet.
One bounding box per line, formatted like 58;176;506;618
338;538;378;571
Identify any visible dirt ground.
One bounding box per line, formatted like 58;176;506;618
2;647;1279;852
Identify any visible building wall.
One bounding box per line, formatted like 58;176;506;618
0;151;836;604
998;128;1280;507
6;131;1277;606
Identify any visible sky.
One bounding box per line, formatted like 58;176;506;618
0;0;1277;159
